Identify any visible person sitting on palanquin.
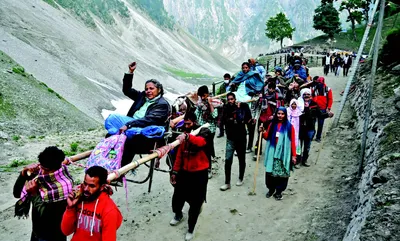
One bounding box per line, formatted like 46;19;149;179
116;62;171;167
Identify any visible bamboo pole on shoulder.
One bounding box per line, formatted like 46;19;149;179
107;123;210;182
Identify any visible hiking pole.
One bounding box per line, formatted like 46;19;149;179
107;123;210;182
249;124;263;196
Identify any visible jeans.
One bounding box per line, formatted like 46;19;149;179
301;130;315;164
224;138;246;184
316;109;326;140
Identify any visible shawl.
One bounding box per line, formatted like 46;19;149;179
230;70;264;96
15;165;74;218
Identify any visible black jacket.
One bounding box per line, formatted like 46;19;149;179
13;173;67;241
222;102;252;141
299;100;320;135
122;73;171;128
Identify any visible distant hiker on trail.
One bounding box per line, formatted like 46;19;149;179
330;54;336;73
195;85;218;179
298;88;319;167
285;60;307;81
334;54;343;76
61;166;122;241
311;77;333;142
228;62;264;102
342;53;352;77
216;73;232;138
287;99;304;168
323;53;330;76
169;112;210;241
118;62;171;167
219;92;252;191
248;58;266;81
287;52;295;66
13;146;73;241
260;107;296;200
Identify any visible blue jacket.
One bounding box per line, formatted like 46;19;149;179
285;66;307;81
230;70;264;96
251;64;266;80
122;74;171;128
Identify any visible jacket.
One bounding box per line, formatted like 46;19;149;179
122;73;171;128
13;173;67;241
222;102;252;141
311;77;333;110
299;100;320;133
285;66;307;81
61;192;123;241
251;63;266;80
216;83;229;96
173;130;210;173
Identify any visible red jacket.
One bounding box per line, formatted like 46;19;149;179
173;134;209;172
61;192;123;241
311;77;333;110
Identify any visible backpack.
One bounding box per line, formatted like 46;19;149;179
86;134;127;172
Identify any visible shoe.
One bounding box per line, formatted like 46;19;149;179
169;215;184;226
185;232;194;241
266;191;274;198
302;162;310;167
208;170;212;179
315;138;321;143
253;155;257;161
294;164;300;169
220;184;231;191
234;151;238;156
274;193;283;200
236;180;243;186
246;148;252;153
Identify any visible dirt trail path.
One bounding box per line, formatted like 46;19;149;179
0;67;352;241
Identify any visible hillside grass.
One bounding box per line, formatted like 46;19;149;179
298;13;400;52
0;51;100;137
164;66;214;78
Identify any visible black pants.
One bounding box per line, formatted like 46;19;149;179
172;170;208;233
330;64;335;73
247;122;256;150
265;173;289;195
205;132;215;170
121;135;160;167
343;65;350;76
324;65;330;75
224;138;246;184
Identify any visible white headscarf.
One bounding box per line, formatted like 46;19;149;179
298;88;312;111
287;98;303;117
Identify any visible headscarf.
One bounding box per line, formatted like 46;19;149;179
287;98;303;117
267;107;292;147
298;88;311;111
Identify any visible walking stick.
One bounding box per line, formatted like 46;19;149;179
249;124;263;196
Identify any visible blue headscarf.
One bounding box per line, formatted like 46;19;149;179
267;106;292;147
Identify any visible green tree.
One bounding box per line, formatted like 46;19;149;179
265;12;296;49
313;3;341;39
340;0;364;40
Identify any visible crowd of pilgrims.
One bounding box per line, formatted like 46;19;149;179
12;57;337;241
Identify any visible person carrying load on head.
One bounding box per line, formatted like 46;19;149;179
248;58;266;81
106;62;171;167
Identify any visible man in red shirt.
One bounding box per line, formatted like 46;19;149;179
170;111;210;241
311;76;333;142
61;166;122;241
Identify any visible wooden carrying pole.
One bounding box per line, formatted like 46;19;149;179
250;127;263;195
107;123;210;182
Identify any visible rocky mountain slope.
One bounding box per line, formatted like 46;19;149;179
163;0;346;61
0;0;236;121
0;51;99;138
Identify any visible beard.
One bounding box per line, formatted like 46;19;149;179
83;189;102;202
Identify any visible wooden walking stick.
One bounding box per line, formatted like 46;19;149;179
249;124;263;196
